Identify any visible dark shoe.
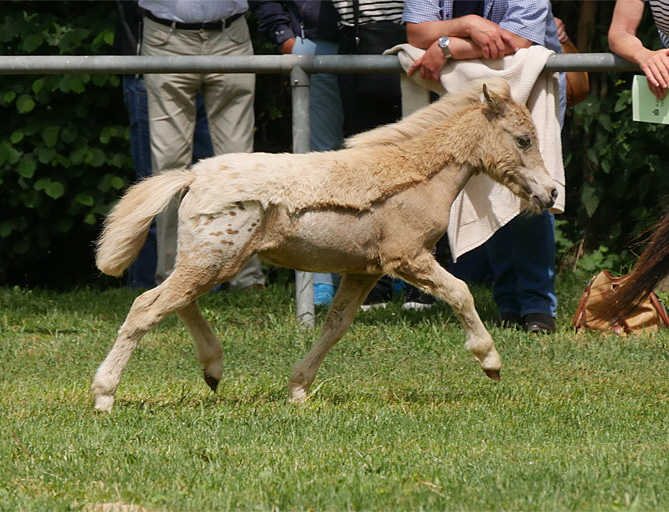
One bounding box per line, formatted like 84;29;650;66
401;285;436;311
522;313;557;334
360;287;392;311
495;312;522;329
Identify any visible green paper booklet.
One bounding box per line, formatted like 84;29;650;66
632;74;669;124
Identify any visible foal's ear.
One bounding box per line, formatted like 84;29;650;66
482;83;508;116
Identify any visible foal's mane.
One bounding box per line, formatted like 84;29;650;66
344;78;511;149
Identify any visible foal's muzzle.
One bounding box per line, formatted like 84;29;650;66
531;187;558;211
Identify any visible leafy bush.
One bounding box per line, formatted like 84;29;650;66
557;4;669;275
0;2;131;287
562;76;669;271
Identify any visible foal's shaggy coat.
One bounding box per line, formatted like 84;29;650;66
93;79;557;412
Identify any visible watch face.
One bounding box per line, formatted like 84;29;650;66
438;37;451;57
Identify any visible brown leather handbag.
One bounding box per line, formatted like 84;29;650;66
572;270;669;334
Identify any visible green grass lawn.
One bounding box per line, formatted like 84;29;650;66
1;276;667;511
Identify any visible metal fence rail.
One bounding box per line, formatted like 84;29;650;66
0;53;639;75
0;53;639;326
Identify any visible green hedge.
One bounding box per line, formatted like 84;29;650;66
557;4;669;274
0;2;131;287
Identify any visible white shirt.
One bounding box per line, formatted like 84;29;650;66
138;0;248;24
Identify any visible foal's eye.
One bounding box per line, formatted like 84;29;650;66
516;135;532;149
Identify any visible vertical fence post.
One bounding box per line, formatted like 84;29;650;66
290;65;315;327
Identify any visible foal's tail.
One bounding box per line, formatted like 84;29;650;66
96;170;195;277
600;211;669;318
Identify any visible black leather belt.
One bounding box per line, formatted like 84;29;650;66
144;10;242;30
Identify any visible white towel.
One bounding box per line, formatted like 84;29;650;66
385;44;564;260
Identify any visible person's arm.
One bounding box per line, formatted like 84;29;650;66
555;16;568;44
407;17;528;82
407;16;521;57
249;1;296;53
609;0;669;98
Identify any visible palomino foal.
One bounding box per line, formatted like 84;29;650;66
93;79;557;411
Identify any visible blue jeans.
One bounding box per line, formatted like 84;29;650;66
485;210;557;318
292;37;344;288
122;75;214;289
448;243;493;286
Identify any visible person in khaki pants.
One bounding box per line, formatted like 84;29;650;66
139;0;265;289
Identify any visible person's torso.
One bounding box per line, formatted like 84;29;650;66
332;0;405;26
138;0;248;23
289;1;341;41
403;0;560;53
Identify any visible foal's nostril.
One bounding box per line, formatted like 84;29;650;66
550;188;558;201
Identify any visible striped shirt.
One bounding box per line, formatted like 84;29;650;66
402;0;560;53
332;0;405;26
646;0;669;48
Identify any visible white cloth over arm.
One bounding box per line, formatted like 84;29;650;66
386;44;564;260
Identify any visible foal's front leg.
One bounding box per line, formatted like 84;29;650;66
289;273;380;403
396;254;502;379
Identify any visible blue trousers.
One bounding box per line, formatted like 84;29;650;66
122;75;213;289
485;210;557;318
450;211;557;317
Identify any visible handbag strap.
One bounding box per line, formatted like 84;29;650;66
650;292;669;327
572;276;593;329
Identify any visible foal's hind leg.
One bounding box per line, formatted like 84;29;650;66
177;302;223;392
91;276;205;412
395;253;502;379
92;253;251;412
93;203;264;411
289;274;380;403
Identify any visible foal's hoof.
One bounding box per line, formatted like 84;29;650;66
204;373;219;392
288;382;309;404
94;395;115;413
484;369;501;381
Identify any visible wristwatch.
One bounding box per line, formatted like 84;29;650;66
437;36;452;59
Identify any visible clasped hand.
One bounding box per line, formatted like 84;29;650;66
408;16;517;83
